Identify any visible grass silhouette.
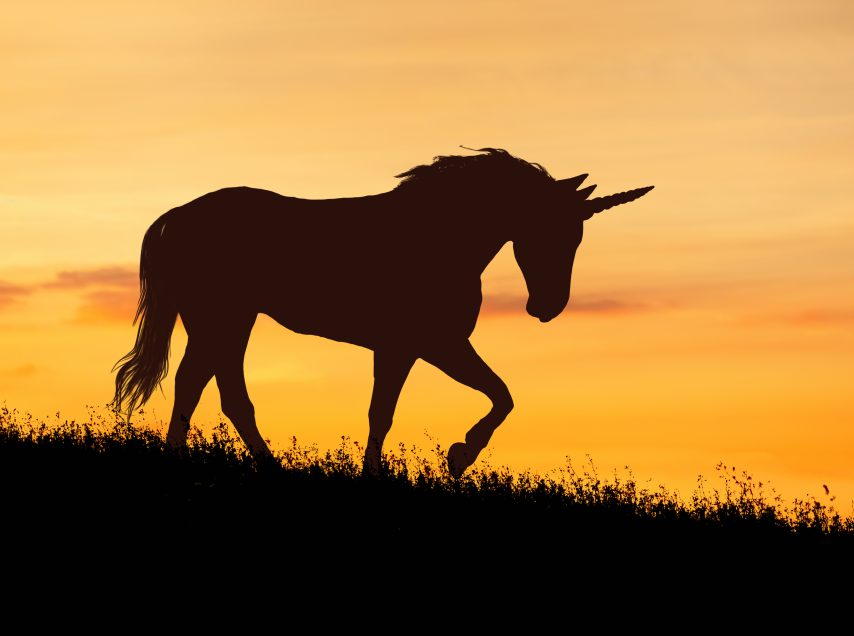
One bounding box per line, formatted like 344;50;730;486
2;404;851;572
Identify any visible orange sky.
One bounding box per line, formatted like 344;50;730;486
2;1;853;507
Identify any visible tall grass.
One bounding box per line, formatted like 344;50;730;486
1;404;851;553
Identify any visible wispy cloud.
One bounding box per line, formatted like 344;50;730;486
570;298;650;314
0;280;32;310
43;266;137;290
777;308;854;327
481;292;650;316
4;265;141;324
0;363;39;378
46;267;140;325
41;266;139;323
736;306;854;329
480;293;527;315
72;288;139;324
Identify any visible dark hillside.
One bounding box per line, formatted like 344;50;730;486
2;407;850;581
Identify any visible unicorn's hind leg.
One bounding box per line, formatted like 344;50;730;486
165;337;215;448
422;339;514;478
213;313;271;458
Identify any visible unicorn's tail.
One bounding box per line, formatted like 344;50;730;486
111;214;178;419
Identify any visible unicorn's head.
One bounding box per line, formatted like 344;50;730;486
513;171;654;323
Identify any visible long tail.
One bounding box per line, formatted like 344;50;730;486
111;214;178;419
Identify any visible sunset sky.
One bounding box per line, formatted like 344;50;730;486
2;0;853;506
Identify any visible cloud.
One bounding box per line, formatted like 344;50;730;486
481;292;649;316
31;266;140;324
72;288;139;324
737;307;854;329
43;266;137;290
0;280;32;310
0;363;39;378
570;298;650;314
481;293;528;314
780;309;854;327
0;265;140;324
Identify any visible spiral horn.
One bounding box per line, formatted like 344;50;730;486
583;185;654;219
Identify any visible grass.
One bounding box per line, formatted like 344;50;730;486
2;404;852;571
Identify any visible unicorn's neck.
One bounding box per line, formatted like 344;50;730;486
388;189;513;273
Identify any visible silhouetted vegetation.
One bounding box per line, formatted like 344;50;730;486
2;405;851;568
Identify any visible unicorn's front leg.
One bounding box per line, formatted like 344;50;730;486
422;339;514;478
363;349;415;475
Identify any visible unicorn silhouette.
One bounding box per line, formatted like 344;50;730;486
113;148;653;476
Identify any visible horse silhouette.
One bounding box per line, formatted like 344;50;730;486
112;147;653;477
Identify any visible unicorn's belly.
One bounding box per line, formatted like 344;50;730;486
262;279;482;351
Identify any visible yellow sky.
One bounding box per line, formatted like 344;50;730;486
2;0;853;506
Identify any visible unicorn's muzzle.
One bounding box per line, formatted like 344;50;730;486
526;300;563;323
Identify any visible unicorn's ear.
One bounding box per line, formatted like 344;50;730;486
576;184;596;199
557;174;588;191
558;175;598;204
581;186;654;220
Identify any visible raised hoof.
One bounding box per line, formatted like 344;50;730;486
447;442;477;478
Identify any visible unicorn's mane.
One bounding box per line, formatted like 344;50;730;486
394;147;554;194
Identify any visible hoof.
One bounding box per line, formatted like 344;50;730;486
363;452;381;476
447;442;477;478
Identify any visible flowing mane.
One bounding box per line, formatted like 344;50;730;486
393;147;555;195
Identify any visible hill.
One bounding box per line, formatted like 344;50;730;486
2;405;851;581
